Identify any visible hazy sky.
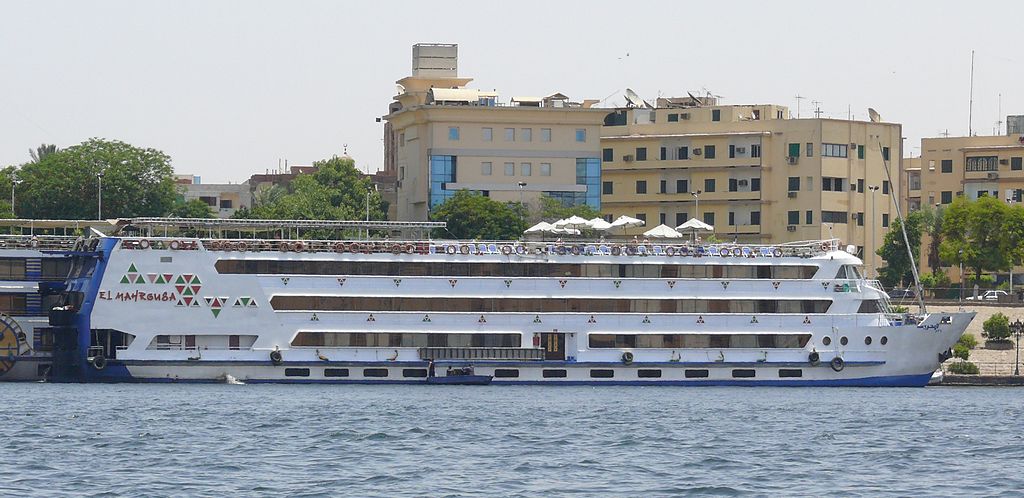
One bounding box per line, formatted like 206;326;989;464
2;0;1021;182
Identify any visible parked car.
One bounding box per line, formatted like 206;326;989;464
965;290;1009;301
888;288;916;299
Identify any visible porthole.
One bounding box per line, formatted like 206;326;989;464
822;336;832;346
840;336;848;346
865;336;872;345
881;336;888;345
494;369;519;378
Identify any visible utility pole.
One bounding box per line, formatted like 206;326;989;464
97;172;104;220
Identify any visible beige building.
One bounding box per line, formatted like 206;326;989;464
909;132;1024;283
384;44;606;222
176;175;251;218
600;98;902;275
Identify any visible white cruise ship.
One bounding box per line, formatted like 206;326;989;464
45;218;973;386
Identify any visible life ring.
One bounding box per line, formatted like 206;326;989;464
665;246;676;257
621;351;634;365
443;245;455;255
169;240;181;250
611;246;622;256
391;244;402;255
556;246;567;256
830;356;845;372
626;246;636;256
772;248;783;258
459;245;470;255
679;246;689;256
570;245;581;256
292;241;305;252
732;248;742;257
719;248;730;257
279;242;290;252
405;244;415;254
500;245;513;255
514;245;526;255
821;242;830;252
138;239;151;249
270;350;283;365
91;355;107;370
334;242;347;253
808;351;820;366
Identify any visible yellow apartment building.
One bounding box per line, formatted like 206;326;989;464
600;99;902;275
911;133;1024;284
384;44;605;222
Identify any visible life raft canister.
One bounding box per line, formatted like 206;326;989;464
830;356;845;372
91;355;107;370
808;351;820;366
621;351;634;365
270;350;283;365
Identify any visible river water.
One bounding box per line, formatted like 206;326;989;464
0;384;1020;496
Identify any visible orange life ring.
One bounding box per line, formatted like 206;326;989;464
139;239;151;249
292;241;305;252
169;240;181;250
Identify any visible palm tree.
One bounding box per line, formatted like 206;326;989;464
28;144;59;163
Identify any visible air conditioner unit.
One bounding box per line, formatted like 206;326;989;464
623;154;634;162
850;143;857;148
738;179;749;186
737;147;747;154
787;156;799;165
693;148;703;155
680;113;690;120
1000;159;1009;165
787;225;797;232
987;172;999;179
787;191;798;198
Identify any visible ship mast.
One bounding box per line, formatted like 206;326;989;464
878;141;926;314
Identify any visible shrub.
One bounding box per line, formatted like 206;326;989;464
965;274;996;288
957;333;979;350
920;270;951;289
983;312;1011;341
952;343;970;361
891;305;909;314
948;361;980;374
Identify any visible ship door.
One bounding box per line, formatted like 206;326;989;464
541;332;565;360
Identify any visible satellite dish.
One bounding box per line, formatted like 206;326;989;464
686;91;703;107
624;88;652;109
396;84;406;94
868;108;881;123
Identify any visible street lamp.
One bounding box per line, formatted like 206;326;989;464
10;178;21;217
365;184;377;240
691;190;703;221
517;182;527;228
96;172;104;220
1012;319;1024;376
867;185;879;277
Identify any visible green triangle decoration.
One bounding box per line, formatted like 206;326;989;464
240;297;251;306
120;275;130;284
211;308;221;318
127;263;138;273
183;287;193;296
175;275;186;284
155;275;167;284
192;276;202;285
133;275;145;284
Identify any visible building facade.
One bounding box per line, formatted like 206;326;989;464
177;175;252;218
385;44;605;222
600;100;902;275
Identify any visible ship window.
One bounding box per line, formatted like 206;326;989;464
778;369;803;378
881;336;888;345
865;336;872;345
41;259;73;280
284;368;310;377
590;369;615;378
840;336;848;346
324;368;349;377
403;368;428;378
494;369;519;378
589;333;811;349
363;368;389;377
291;332;521;348
685;369;709;378
823;336;832;346
0;259;26;280
732;369;756;378
637;369;662;378
542;369;567;378
858;300;882;313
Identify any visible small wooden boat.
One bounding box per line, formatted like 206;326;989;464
426;375;493;385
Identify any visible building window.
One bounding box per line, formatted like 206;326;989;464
882;180;890;195
857;212;864;226
199;196;217;206
521;163;532;176
941;159;953;173
788;176;801;191
857;179;864;193
676;212;688;226
728;211;735;225
636;147;647;161
806;143;813;157
750;144;761;158
668;113;679;122
704;145;716;159
541;128;552;142
788;211;799;225
448;127;459;140
805;210;813;225
660;180;667;194
540;163;551;176
1012;157;1022;171
504;128;515;141
750;211;761;225
965;156;998;172
729;145;736;158
678;147;689;160
729;179;738;192
822;211;848;224
636;213;647;223
822;177;845;192
603;182;613;195
636;180;647;194
676;179;688;193
712;109;721;121
882;146;890;161
603;148;613;162
428;155;457;209
660;213;667;225
504;162;515;176
941;191;952;204
704;178;715;192
751;178;761;191
882;214;890;227
788;143;800;157
822;143;848;158
660;147;667;161
219;199;232;209
481;162;492;176
521;128;532;142
857;144;865;159
482;127;492;141
575;129;586;142
703;212;714;225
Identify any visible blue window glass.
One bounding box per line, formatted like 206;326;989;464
429;155;457;209
575;129;586;142
448;127;459;140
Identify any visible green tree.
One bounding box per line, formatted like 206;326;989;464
28;144;59;163
245;156;384;222
1002;204;1024;274
431;190;526;240
939;196;1010;284
920;205;945;273
169;199;215;218
983;312;1011;341
877;210;923;288
539;195;602;222
16;138;177;219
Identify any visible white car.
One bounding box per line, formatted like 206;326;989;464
966;290;1009;301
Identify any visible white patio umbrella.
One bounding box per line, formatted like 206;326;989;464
643;224;684;238
551;227;581;235
553;215;592;230
588;217;613;231
524;221;556;234
609;215;646;229
676;217;714;242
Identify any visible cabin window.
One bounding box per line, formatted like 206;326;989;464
589;333;811;349
778;369;803;378
542;369;567;378
494;369;519;378
637;369;662;378
324;368;349;377
732;369;756;378
684;369;709;378
291;332;521;348
590;369;615;378
284;368;310;377
363;368;389;378
403;368;428;378
858;300;882;313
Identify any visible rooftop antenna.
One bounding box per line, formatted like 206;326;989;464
811;100;823;119
940;129;951;138
968;50;975;136
996;93;1003;135
795;94;805;118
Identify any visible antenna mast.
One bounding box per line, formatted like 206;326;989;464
969;50;975;136
795;94;805;118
